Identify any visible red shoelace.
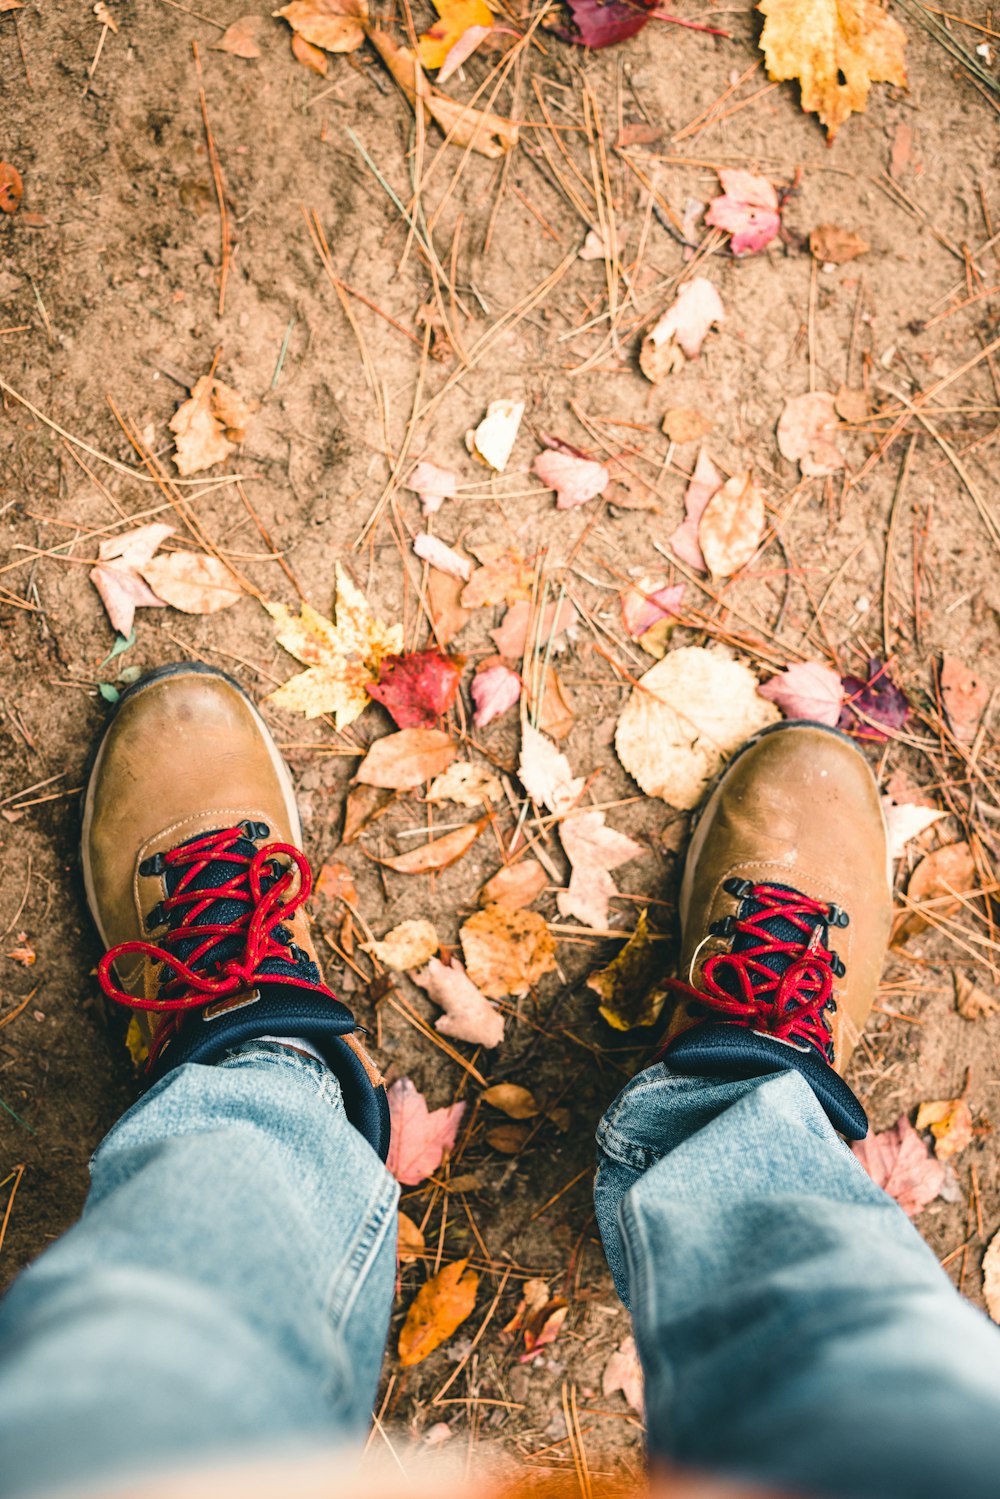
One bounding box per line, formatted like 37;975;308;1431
667;883;839;1056
98;828;314;1062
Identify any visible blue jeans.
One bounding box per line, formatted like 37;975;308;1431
1;1045;999;1499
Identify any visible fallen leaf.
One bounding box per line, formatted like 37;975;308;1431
472;661;522;728
436;21;495;84
315;861;357;906
621;577;685;648
461;544;533;608
374;818;486;874
365;919;440;971
662;407;713;445
579;226;617;260
940;656;989;745
615;647;781;809
698;470;765;579
587;911;669;1029
983;1230;1000;1323
955;971;999;1022
406;460;458;514
417;0;492;70
89;522;174;637
777;391;845;477
266;564;404;728
413;956;505;1047
640;278;725;382
915;1095;973;1161
467;398;524;470
398;1258;478;1366
367;648;463;729
758;0;908;141
490;597;577;659
139;552;242;615
521;1298;569;1360
6;933;35;966
705;169;781;255
341;783;394;844
481;1083;539;1118
851;1113;944;1216
460;904;557;998
414;532;473;582
428;566;473;647
486;1121;531;1154
668;448;722;571
838;657;910;741
503;1279;550;1336
603;1336;644;1413
479;860;547;910
881;797;947;861
291;30;329;71
895;841;977;941
356;727;456;790
560;0;654;49
528;663;576;740
757;660;844;726
0;163;23;215
519;722;584;816
428;761;503;807
387;1076;466;1186
368;28;518;159
532;449;610;509
211;15;262;56
890;119;913;178
558;810;643;930
809;224;870;264
125;1015;149;1068
169;375;255;477
398;1211;425;1263
273;0;365;52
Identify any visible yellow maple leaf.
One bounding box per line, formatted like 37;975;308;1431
758;0;907;140
265;563;403;728
417;0;493;71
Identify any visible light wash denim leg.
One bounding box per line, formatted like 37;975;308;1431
596;1062;1000;1499
0;1043;398;1499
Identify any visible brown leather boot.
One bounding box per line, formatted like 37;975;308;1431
81;662;389;1157
659;721;893;1139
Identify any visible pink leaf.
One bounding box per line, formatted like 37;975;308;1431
412;957;506;1048
472;662;522;727
532;449;609;509
367;648;463;729
490;597;577;658
667;448;721;571
603;1335;644;1413
621;578;685;640
414;532;472;581
705;170;780;256
757;661;844;727
89;522;175;635
851;1114;945;1217
556;809;643;929
519;722;584;816
386;1077;466;1186
406;460;458;514
436;22;491;82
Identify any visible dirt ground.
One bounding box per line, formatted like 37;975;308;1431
1;0;999;1481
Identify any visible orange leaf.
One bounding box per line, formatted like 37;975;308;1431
355;728;456;790
398;1258;479;1366
697;470;765;580
372;818;487;874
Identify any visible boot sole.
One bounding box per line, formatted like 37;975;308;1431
80;662;302;950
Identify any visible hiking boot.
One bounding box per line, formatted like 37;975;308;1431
81;662;389;1158
659;721;893;1139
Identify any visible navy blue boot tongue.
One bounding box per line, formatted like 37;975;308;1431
158;828;320;994
666;882;869;1141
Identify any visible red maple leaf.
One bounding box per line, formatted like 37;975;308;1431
367;648;463;729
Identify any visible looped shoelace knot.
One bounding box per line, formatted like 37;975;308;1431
669;882;844;1060
97;827;314;1063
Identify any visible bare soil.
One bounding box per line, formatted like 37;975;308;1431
1;0;999;1479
